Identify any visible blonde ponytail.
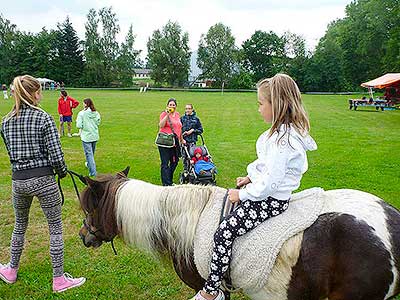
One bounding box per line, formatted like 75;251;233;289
4;75;43;120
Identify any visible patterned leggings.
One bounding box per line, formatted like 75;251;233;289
10;175;64;277
203;197;289;295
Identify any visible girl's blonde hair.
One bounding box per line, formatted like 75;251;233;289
257;73;310;137
5;75;43;119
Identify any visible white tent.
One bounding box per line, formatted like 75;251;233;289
36;78;55;90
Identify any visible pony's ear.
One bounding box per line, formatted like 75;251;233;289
117;166;130;178
84;176;105;203
85;176;96;187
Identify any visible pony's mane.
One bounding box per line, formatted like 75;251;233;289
80;174;129;239
116;180;222;264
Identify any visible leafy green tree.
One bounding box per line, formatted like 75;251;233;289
99;6;120;84
282;31;311;91
11;33;35;76
241;30;285;82
313;0;399;90
229;70;254;89
83;8;108;86
147;21;190;86
0;15;19;83
310;36;347;92
31;28;58;79
197;23;237;87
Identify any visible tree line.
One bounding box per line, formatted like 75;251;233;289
0;0;398;91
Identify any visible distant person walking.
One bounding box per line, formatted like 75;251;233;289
76;98;101;177
0;75;86;293
2;84;8;99
57;90;79;137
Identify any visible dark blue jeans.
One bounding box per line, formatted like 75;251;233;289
158;146;179;186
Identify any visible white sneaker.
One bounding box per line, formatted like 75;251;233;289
192;290;225;300
85;162;88;168
67;133;72;137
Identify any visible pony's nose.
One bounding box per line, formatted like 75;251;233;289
79;231;91;247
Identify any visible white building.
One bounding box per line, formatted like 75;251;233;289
133;68;152;79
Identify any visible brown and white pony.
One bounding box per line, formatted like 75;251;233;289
78;167;400;300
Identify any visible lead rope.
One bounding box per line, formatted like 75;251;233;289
57;170;86;206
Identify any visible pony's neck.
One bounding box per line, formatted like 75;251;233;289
115;179;217;261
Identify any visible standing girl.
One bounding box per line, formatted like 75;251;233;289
76;98;101;177
181;103;203;146
192;74;317;300
157;98;184;186
0;75;85;293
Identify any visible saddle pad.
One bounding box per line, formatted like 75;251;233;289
193;187;325;291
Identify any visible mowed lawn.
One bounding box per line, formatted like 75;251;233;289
0;89;399;300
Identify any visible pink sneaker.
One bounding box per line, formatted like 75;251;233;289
53;273;86;293
0;263;18;284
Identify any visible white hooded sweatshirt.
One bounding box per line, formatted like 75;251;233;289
239;124;317;202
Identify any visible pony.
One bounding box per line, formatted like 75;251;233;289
78;167;400;300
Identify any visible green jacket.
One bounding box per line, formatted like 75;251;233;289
76;109;101;142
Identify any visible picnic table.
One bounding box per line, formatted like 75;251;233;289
348;98;388;111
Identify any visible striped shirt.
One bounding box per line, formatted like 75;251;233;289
1;105;67;177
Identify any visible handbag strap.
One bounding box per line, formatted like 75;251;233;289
167;115;176;136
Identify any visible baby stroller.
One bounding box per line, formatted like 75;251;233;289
179;135;217;185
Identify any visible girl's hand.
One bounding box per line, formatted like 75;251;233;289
236;176;251;187
228;189;240;203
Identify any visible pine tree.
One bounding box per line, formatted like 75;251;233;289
56;17;84;86
117;25;141;87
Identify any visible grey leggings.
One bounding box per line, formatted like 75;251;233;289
10;175;64;277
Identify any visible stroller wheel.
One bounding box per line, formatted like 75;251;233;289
179;172;189;184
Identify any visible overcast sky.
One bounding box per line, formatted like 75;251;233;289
3;0;351;59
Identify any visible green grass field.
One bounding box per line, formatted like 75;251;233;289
0;90;399;299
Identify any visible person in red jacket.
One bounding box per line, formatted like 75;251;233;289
58;90;79;137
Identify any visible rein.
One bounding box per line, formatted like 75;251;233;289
57;170;118;256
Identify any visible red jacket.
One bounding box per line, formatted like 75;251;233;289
58;96;79;116
191;147;209;163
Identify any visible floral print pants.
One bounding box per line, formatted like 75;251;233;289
203;197;289;295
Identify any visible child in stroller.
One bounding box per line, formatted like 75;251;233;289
180;135;217;185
